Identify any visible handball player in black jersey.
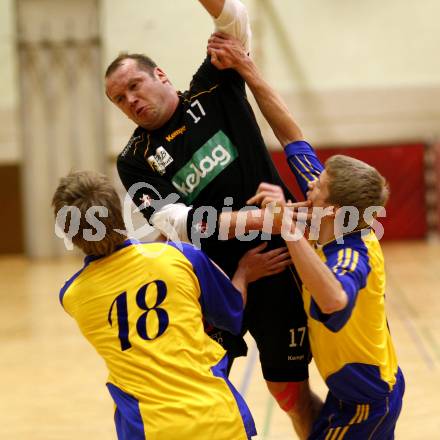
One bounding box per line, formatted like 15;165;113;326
105;1;320;437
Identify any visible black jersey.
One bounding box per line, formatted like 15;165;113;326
118;56;311;380
117;57;293;276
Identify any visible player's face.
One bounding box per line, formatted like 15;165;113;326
307;170;331;208
105;59;175;130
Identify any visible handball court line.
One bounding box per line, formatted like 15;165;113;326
237;338;277;439
239;338;258;397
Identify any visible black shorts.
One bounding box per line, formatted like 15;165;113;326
205;325;248;361
244;263;311;382
202;235;310;382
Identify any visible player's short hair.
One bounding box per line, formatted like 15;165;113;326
52;171;126;256
325;155;389;227
105;53;157;78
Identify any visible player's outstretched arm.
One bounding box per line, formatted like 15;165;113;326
200;0;251;52
287;234;348;314
199;0;225;18
217;199;311;239
208;33;302;147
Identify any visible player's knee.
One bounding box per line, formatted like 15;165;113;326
269;381;302;413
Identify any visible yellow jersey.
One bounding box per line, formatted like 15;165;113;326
305;230;400;402
60;239;256;439
285;140;401;403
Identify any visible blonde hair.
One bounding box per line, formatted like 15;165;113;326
325;155;389;227
52;171;125;256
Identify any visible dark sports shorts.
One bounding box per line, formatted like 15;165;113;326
206;263;310;381
203;235;311;382
244;260;311;382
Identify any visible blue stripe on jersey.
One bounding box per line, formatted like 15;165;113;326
284;141;324;198
309;232;371;332
211;355;257;439
59;261;90;307
106;383;145;440
168;242;244;335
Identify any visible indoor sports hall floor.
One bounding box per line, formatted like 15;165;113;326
1;241;439;439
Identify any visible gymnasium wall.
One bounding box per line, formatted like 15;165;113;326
2;0;440;160
100;0;440;154
100;0;440;244
0;0;21;253
0;0;19;163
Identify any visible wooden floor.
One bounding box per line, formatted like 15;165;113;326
1;241;439;439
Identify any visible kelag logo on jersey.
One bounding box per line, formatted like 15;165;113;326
171;130;238;203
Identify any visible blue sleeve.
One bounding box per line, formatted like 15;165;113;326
170;243;243;335
310;244;371;332
284;141;324;198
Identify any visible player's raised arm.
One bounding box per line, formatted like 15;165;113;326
199;0;251;52
207;33;303;147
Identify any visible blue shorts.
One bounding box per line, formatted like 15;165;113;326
309;369;405;440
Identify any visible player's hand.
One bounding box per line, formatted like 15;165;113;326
207;32;249;71
267;200;312;236
247;182;287;207
247;182;312;235
237;242;291;283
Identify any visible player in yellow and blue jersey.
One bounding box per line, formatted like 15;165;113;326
52;171;291;440
207;34;405;439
